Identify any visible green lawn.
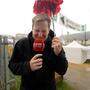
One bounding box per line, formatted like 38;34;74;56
15;76;21;90
56;80;74;90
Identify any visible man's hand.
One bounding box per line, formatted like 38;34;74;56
52;37;62;56
29;54;43;71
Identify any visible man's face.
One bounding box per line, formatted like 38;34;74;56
32;21;49;39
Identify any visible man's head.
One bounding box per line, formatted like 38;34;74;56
32;14;51;39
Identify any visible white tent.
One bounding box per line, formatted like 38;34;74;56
86;46;90;59
63;41;87;64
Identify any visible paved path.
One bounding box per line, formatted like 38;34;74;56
64;62;90;90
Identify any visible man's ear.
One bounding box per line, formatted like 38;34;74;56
32;30;35;39
48;29;50;34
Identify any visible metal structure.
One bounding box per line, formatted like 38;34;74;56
0;35;16;90
60;31;90;45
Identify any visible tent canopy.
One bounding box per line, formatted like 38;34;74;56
65;41;86;49
63;41;87;64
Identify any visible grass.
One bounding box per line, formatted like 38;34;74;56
15;76;21;90
56;80;74;90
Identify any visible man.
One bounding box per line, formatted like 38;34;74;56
8;14;68;90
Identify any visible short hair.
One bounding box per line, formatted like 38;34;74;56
32;14;51;28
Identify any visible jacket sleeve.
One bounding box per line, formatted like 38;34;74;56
51;48;68;75
8;40;31;76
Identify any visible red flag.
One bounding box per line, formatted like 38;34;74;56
33;0;63;17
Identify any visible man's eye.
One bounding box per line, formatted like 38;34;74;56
42;30;46;33
35;30;39;32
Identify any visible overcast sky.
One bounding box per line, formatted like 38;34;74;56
0;0;90;36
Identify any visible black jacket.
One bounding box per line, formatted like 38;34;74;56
8;31;68;90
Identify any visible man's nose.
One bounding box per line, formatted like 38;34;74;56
38;32;43;37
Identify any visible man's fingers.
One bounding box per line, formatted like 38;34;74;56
52;42;61;47
53;37;60;40
52;37;60;42
35;65;42;70
52;44;61;48
32;58;43;64
30;58;43;71
34;61;42;66
52;37;61;46
32;54;43;60
52;39;60;43
30;54;43;71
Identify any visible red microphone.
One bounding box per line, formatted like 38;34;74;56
33;33;46;53
33;37;45;53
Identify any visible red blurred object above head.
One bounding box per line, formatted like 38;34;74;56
33;0;63;17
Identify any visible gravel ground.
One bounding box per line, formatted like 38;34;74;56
64;62;90;90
